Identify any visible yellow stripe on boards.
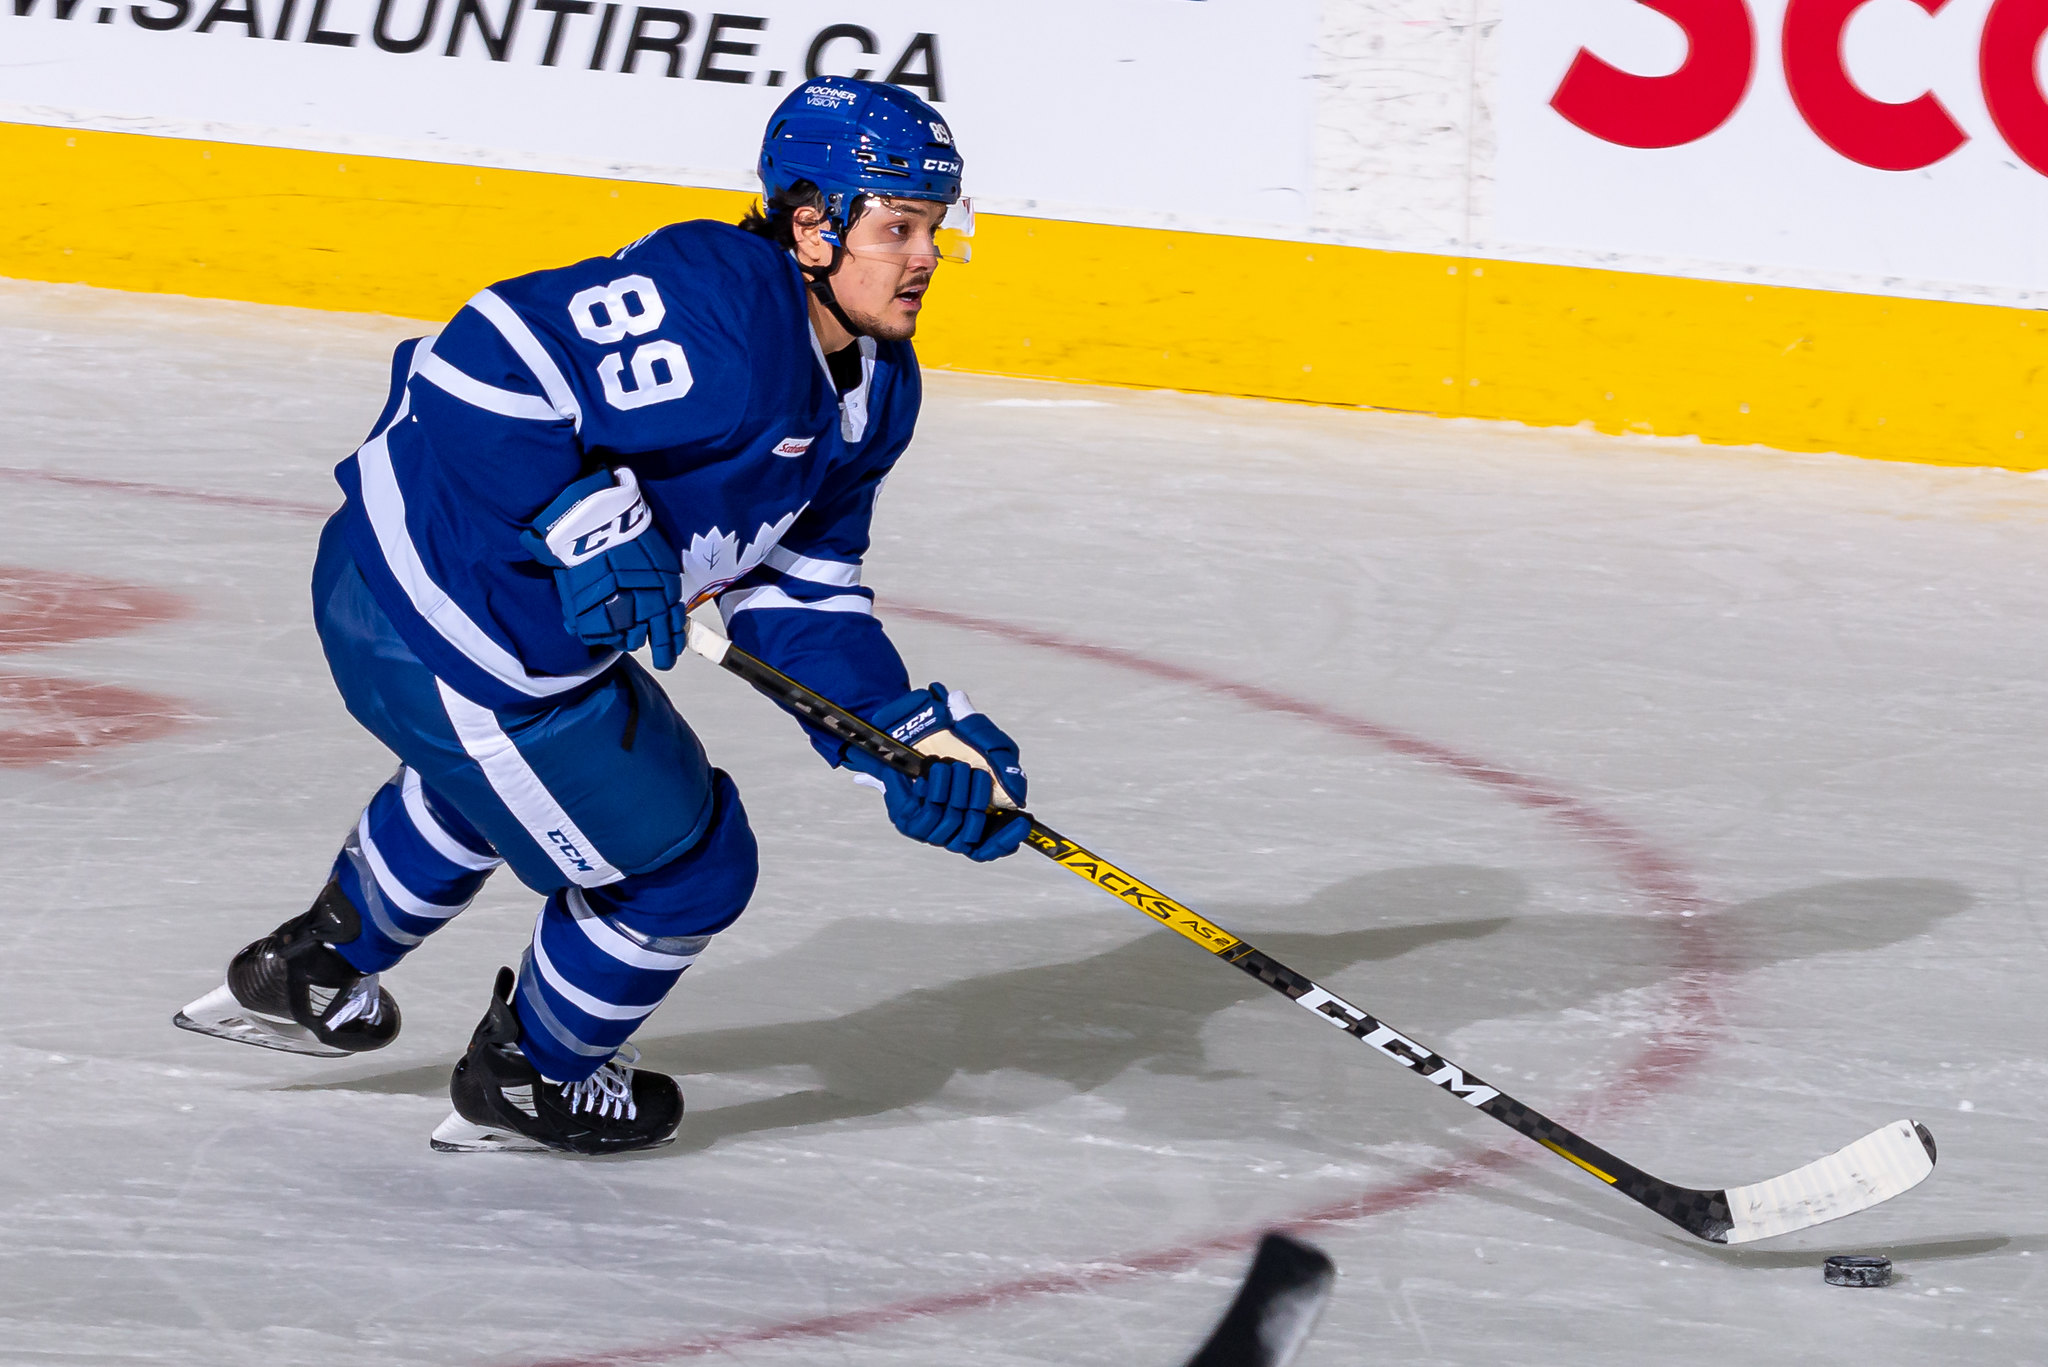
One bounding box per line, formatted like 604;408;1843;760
0;121;749;321
1459;262;2048;470
3;120;2041;470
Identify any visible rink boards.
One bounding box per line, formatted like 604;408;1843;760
6;119;2044;472
5;0;2048;469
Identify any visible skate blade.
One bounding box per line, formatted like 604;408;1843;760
172;983;350;1059
427;1111;681;1155
429;1112;551;1153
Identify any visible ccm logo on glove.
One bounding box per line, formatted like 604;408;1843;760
521;466;689;670
846;682;1030;861
541;468;655;566
887;705;941;743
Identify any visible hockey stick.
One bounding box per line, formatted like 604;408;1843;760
681;620;1937;1244
1182;1233;1335;1367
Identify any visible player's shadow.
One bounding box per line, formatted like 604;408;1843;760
295;870;1970;1161
288;865;1521;1116
1349;874;1975;1038
637;863;1523;1151
638;872;1970;1152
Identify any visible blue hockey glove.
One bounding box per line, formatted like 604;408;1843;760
845;682;1029;862
519;467;688;670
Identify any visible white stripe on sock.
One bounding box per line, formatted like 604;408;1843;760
357;814;468;920
400;768;503;872
530;910;663;1022
564;888;705;970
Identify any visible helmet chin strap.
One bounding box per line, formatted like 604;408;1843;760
801;244;867;341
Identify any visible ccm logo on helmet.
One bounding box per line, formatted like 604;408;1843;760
923;158;960;172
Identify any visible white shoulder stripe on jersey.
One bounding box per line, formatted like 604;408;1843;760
466;289;583;431
762;545;862;588
401;767;504;872
717;583;874;620
415;345;561;422
356;396;617;700
435;680;623;888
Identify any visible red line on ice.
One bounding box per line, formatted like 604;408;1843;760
6;466;1724;1362
518;610;1721;1367
0;567;189;652
0;465;337;517
0;566;199;762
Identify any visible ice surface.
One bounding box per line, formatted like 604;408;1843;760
2;279;2045;1365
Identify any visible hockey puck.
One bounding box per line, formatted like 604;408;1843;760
1823;1255;1893;1288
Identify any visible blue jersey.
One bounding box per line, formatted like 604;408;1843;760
334;220;914;753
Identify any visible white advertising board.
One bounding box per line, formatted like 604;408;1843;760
1496;0;2048;296
0;0;1320;235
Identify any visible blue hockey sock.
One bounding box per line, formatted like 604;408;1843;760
332;769;503;974
512;889;710;1081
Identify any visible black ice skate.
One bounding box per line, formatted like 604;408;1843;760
431;966;682;1155
172;880;401;1057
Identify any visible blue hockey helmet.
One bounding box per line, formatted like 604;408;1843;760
758;76;964;242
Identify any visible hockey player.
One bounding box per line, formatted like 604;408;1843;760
175;76;1027;1155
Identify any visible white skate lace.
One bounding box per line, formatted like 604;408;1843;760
560;1044;640;1121
324;974;384;1029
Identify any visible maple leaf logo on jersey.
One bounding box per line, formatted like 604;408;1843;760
680;505;806;609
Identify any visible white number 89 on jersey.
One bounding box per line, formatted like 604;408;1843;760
569;275;693;412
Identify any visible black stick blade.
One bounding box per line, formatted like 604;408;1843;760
1182;1233;1337;1367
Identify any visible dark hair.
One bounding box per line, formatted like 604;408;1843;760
737;180;826;249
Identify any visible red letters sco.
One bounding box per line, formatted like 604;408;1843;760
1549;0;2048;175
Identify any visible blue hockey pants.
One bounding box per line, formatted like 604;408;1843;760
309;515;758;1081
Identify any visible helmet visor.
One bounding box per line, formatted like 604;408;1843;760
844;196;974;265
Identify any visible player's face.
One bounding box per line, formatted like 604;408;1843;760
796;199;947;342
